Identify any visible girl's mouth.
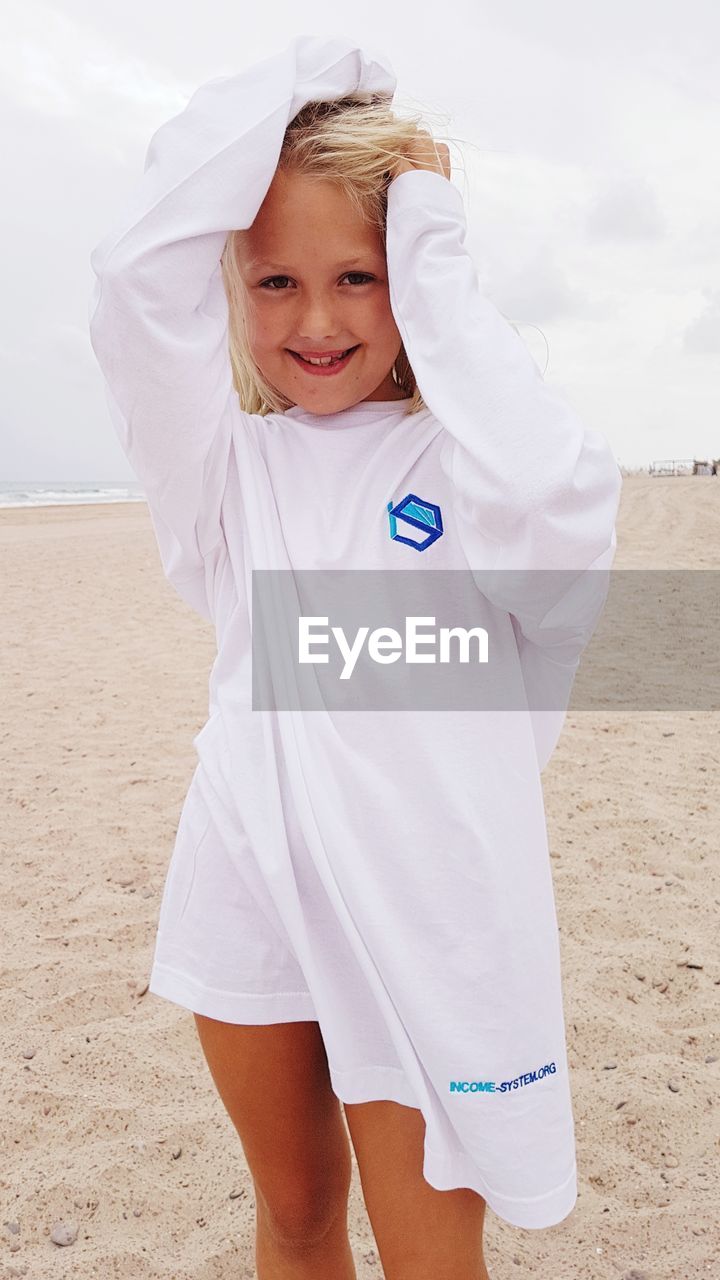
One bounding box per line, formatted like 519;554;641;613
287;346;360;376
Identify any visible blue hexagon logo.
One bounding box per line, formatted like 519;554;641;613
387;493;444;551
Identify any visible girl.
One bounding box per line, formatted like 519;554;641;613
89;34;621;1280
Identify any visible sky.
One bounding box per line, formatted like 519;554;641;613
2;0;718;479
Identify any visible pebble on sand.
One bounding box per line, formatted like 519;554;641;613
50;1221;78;1246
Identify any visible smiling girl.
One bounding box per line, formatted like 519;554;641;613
89;34;621;1279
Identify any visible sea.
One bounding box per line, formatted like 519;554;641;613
0;481;146;509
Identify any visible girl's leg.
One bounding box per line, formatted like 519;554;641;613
344;1099;491;1280
193;1014;356;1279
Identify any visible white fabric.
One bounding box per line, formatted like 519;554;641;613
88;34;622;1229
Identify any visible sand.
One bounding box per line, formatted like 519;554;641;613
1;476;718;1279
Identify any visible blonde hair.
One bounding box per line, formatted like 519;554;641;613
220;94;454;418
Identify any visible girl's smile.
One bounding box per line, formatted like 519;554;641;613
287;345;361;375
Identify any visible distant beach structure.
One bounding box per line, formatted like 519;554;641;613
649;459;719;476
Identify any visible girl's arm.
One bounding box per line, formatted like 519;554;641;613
88;35;395;621
385;167;622;769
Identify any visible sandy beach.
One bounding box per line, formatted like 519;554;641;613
2;476;718;1279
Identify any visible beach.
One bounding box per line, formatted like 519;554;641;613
2;476;718;1279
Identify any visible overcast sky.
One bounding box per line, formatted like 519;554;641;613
2;0;718;478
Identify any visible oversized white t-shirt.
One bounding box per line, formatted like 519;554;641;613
88;34;622;1230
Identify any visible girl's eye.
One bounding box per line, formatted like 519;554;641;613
259;273;374;290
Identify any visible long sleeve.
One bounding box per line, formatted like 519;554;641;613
385;168;622;769
88;35;396;621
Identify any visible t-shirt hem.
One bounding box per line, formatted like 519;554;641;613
329;1062;577;1230
423;1145;578;1230
148;960;318;1024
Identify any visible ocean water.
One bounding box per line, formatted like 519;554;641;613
0;481;146;509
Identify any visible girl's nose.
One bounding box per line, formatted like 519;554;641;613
296;298;341;338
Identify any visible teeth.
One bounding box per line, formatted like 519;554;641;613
297;349;351;366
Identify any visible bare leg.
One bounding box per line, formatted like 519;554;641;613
344;1098;491;1280
254;1187;356;1279
193;1015;356;1279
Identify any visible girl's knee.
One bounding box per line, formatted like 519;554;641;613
255;1174;350;1251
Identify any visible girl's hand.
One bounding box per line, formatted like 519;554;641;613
390;130;451;181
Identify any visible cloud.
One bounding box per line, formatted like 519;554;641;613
682;289;720;355
586;176;666;244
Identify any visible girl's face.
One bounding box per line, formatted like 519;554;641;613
234;170;407;414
